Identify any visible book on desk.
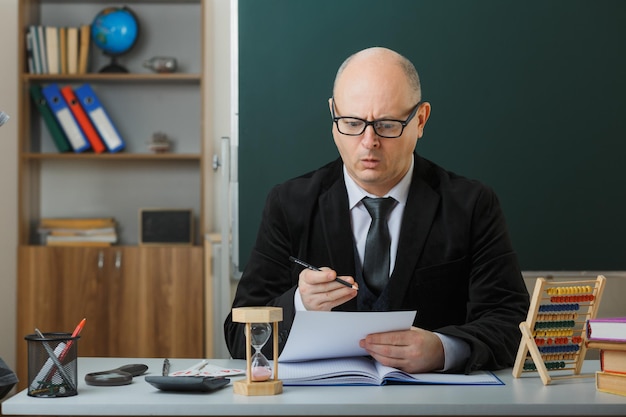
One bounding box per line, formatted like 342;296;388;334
588;336;626;397
586;317;626;343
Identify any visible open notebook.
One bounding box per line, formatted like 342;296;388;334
278;356;502;386
277;311;502;386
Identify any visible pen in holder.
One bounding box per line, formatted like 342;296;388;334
25;332;79;397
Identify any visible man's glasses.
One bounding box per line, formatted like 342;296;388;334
331;98;421;138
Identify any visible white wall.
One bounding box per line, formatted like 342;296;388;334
0;0;231;377
208;0;232;236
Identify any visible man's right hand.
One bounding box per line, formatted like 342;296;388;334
298;267;358;311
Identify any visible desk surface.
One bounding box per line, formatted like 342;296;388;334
2;358;626;416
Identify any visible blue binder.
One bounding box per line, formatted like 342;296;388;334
74;84;125;153
40;83;90;152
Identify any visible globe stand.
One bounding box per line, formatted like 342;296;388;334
92;6;139;74
99;54;128;73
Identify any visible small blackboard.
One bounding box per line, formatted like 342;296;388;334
139;209;193;245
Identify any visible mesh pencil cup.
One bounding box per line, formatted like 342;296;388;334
25;332;79;397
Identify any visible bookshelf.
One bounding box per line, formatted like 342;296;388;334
16;0;210;389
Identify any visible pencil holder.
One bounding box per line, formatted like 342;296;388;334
25;332;79;397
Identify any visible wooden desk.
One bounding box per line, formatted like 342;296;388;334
2;357;626;416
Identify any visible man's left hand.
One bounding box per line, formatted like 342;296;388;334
359;326;445;373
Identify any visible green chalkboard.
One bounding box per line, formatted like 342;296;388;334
238;0;626;271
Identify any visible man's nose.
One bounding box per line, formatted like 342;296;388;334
360;124;381;148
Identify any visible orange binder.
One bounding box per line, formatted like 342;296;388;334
60;86;106;153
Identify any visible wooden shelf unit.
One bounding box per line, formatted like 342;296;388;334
15;0;211;389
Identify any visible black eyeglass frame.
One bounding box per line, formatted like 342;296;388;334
331;97;422;138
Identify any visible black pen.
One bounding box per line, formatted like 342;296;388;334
289;256;358;290
162;358;170;376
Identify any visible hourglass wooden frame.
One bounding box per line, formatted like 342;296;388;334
232;306;283;396
512;275;606;385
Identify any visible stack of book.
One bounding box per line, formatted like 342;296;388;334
38;217;118;246
586;317;626;397
26;24;91;75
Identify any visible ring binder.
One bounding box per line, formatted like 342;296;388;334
74;84;125;152
41;83;90;153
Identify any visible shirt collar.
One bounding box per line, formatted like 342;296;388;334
344;156;414;210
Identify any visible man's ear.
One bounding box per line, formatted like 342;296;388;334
417;102;431;138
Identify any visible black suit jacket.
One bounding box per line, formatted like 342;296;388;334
224;153;529;373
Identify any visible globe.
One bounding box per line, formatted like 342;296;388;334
91;7;139;73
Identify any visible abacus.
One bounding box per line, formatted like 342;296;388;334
512;275;606;385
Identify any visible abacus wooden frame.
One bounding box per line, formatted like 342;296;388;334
512;275;606;385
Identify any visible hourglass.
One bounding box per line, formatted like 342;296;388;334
232;307;283;396
250;323;272;381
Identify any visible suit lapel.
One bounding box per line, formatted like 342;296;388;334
318;178;356;277
387;156;440;309
319;177;359;310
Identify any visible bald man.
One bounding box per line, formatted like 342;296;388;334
224;47;529;374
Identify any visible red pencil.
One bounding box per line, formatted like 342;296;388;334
59;318;86;362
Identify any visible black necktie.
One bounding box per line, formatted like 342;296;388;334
362;197;396;295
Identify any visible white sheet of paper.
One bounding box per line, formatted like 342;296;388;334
278;310;417;362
